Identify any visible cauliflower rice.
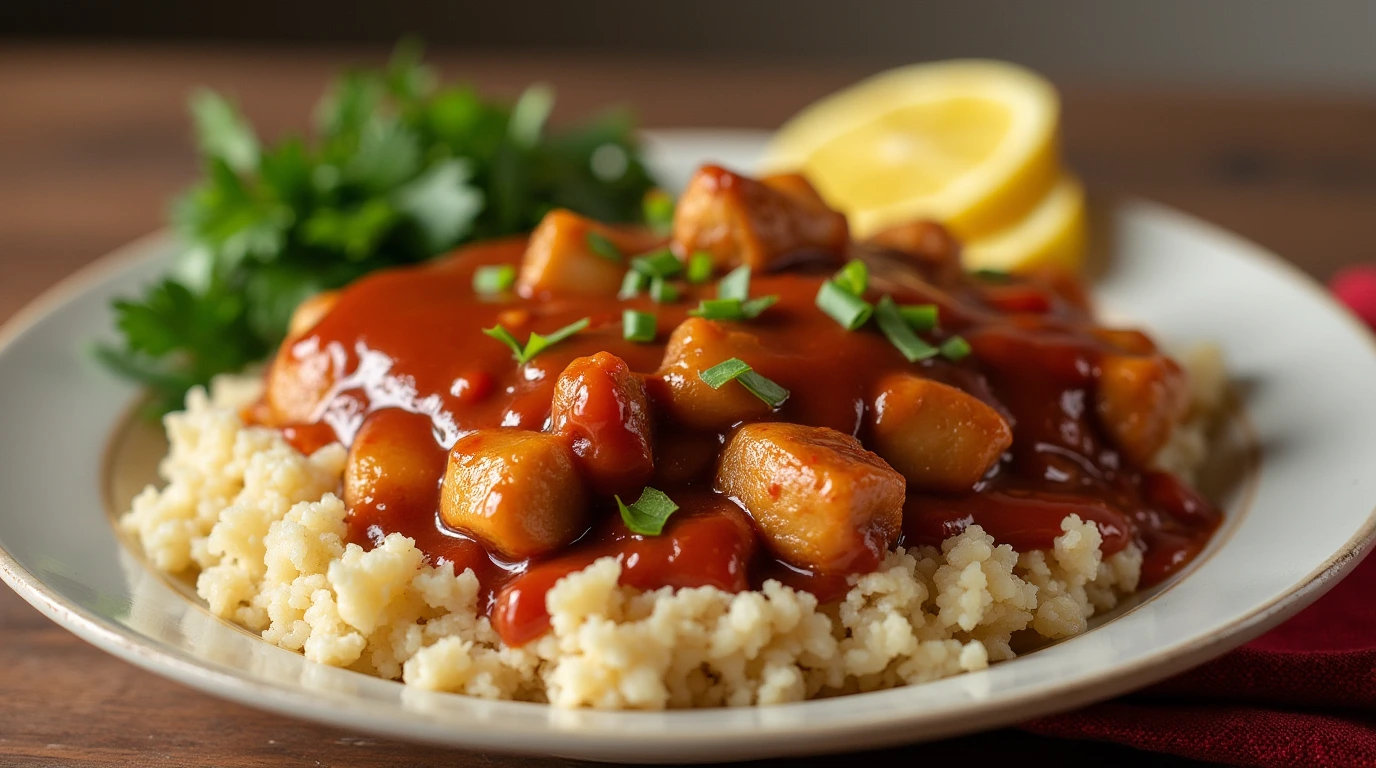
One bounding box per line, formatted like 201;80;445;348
120;346;1222;709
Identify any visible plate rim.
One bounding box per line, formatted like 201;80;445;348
2;194;1376;760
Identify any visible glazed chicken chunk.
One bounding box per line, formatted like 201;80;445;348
672;165;848;271
518;209;663;298
344;408;449;516
869;374;1013;493
654;317;775;430
440;429;589;560
1096;352;1190;466
716;422;905;573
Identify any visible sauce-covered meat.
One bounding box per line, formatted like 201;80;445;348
255;164;1220;646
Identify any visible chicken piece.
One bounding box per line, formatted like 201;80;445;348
653;317;773;430
440;429;588;560
261;292;343;426
343;408;448;518
285;290;339;339
865;220;963;284
1096;353;1190;466
672;165;848;272
869;374;1013;493
550;352;654;497
717;422;905;573
263;346;334;427
517;209;662;298
1092;328;1157;356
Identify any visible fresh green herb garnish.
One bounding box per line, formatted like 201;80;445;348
642;190;675;234
630;249;682;279
699;357;752;388
833;260;869;296
686;251;714;284
875;295;939;362
898;304;939;331
98;42;656;415
616;486;680;536
939;335;973;361
481;324;524;359
586;231;623;262
698;357;790;408
717;265;753;301
741;294;780;317
686;264;777;320
688;298;746;320
687;295;777;321
472;264;517;295
484;317;590;364
619;269;650;300
815;280;873;330
622;309;656;342
649;276;679;303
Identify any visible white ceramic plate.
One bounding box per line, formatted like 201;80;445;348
2;130;1376;763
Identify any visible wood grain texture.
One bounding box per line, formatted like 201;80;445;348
0;43;1361;767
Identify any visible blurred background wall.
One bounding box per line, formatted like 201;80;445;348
6;0;1376;91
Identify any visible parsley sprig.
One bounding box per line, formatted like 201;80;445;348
98;42;656;414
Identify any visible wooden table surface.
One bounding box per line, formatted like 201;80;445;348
2;44;1372;767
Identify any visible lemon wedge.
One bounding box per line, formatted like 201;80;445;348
762;60;1061;242
963;175;1086;272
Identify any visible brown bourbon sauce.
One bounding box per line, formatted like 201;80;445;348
255;234;1220;645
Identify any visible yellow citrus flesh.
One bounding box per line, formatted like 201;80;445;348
762;59;1062;243
962;175;1087;273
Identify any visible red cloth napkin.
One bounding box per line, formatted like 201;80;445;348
1020;266;1376;767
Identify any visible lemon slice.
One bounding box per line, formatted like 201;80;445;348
761;60;1060;241
963;175;1086;272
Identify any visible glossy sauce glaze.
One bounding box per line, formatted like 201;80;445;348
254;222;1220;646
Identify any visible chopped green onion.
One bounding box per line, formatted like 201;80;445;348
717;265;752;301
736;370;791;408
898;303;939;331
698;357;790;408
939;335;973;361
619;269;649;299
586;231;622;262
875;295;938;362
472;264;517;295
616;486;679;536
623;309;656;342
815;280;873;331
484;317;590;364
971;268;1012;283
687;252;714;284
687;295;777;321
649;276;679;303
630;248;683;279
643;190;675;233
688;298;746;320
741;294;779;318
833;260;869;296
